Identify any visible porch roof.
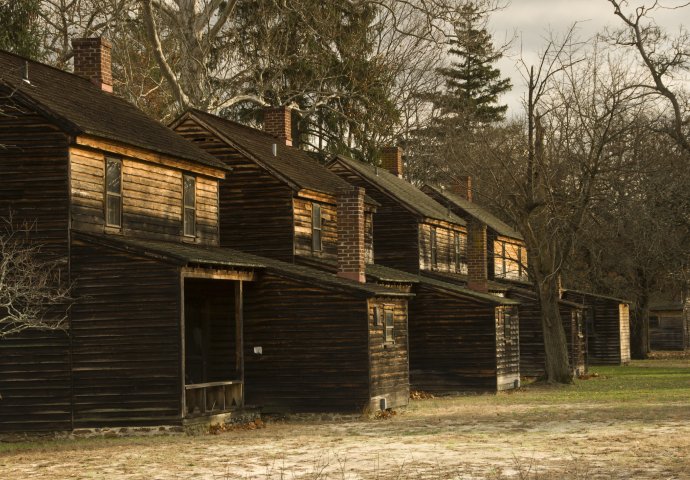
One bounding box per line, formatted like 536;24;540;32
74;232;410;298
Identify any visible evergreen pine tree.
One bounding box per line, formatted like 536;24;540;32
0;0;43;60
435;2;511;130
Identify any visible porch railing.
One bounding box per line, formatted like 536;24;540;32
184;380;243;417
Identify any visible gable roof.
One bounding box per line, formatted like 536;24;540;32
423;184;522;240
328;155;466;226
0;50;227;172
178;109;375;203
75;232;409;298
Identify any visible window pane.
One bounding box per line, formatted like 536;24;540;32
312;203;322;251
385;311;394;327
106;194;121;226
184;208;195;236
106;158;121;194
183;176;195;207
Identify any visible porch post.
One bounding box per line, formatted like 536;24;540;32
235;280;244;406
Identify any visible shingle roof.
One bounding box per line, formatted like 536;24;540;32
421;270;509;293
562;289;631;305
417;274;519;305
0;50;227;171
423;184;522;240
75;232;408;298
182;110;375;202
328;155;466;225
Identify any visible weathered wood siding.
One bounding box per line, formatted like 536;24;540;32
69;146;219;244
495;306;520;390
562;291;629;366
70;239;182;427
510;291;586;377
173;118;295;261
0;97;72;432
293;197;337;261
418;222;467;273
329;162;420;272
408;286;499;392
368;298;409;409
650;312;686;350
243;273;371;412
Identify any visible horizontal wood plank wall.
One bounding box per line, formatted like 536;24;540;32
70;147;219;245
368;298;409;409
173;119;295;261
243;273;370;412
562;292;627;366
495;306;520;390
293;198;337;261
70;239;181;427
418;223;466;273
0;97;72;432
510;291;586;377
329;162;420;272
408;286;498;392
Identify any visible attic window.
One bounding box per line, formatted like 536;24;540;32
105;157;122;228
312;203;322;252
183;174;196;237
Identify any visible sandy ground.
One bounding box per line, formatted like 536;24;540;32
2;397;690;480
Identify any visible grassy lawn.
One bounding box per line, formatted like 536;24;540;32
1;354;689;479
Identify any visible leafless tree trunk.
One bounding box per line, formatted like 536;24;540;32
0;215;71;338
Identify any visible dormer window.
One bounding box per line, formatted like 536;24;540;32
312;203;322;252
183;174;196;237
105;157;122;228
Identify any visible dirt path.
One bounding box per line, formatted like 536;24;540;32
2;399;690;480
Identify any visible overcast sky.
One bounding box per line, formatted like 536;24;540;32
487;0;690;117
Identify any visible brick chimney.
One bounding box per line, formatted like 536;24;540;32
381;146;403;178
72;37;113;93
466;219;488;293
337;185;366;283
451;176;472;201
264;106;292;146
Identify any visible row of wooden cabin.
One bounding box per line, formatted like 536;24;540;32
0;39;630;433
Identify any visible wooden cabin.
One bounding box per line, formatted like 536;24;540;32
649;300;688;351
170;109;412;412
327;153;521;392
170;108;378;266
423;182;588;377
562;290;631;365
0;43;410;432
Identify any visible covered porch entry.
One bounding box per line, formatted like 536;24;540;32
182;268;253;418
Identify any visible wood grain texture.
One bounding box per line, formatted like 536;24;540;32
0;96;72;432
408;286;512;392
70;239;182;427
329;162;420;272
562;291;629;366
173;119;296;261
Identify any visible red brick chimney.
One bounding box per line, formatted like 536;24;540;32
72;37;113;93
337;185;366;283
451;176;472;201
466;219;488;293
381;146;403;178
264;106;293;146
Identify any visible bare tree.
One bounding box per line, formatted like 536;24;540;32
0;215;71;338
433;31;648;382
607;0;690;153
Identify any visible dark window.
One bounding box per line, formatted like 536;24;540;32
454;231;467;273
183;175;196;237
384;308;395;342
105;157;122;227
312;203;322;252
373;306;382;326
430;227;437;268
